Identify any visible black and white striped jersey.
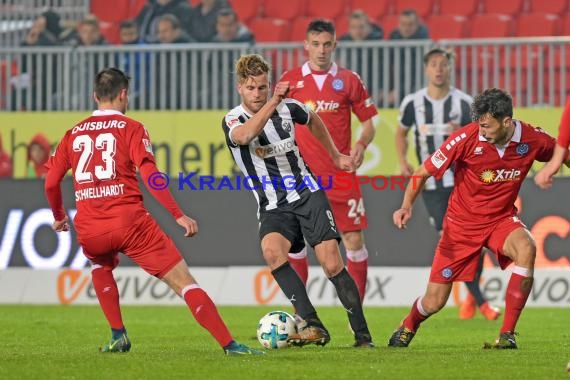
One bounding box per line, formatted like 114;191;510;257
399;87;473;190
222;98;320;212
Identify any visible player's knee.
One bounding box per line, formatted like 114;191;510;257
342;231;363;250
422;295;447;314
513;236;536;267
262;247;288;269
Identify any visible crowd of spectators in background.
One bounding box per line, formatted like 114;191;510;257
8;1;430;113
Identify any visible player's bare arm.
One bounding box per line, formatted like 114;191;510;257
231;81;290;145
393;164;430;229
351;118;375;168
307;109;355;172
395;126;414;176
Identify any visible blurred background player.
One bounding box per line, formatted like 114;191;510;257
0;132;13;178
26;133;51;178
396;48;500;321
44;67;262;356
535;96;570;189
390;88;570;349
280;19;378;304
222;54;374;348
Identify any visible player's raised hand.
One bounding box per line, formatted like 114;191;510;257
52;215;70;232
393;208;412;229
176;215;199;237
273;81;290;102
334;154;356;173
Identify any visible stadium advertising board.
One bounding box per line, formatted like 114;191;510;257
0;108;565;179
1;267;569;307
0;178;567;269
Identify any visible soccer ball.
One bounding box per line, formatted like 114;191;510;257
256;311;297;349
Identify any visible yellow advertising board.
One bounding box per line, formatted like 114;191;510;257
0;108;564;179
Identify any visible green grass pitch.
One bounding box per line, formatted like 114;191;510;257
0;305;568;379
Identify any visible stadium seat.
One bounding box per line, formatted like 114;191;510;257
349;0;392;20
516;13;561;37
289;17;314;42
394;0;435;19
438;0;480;16
469;14;514;38
306;0;348;21
380;14;401;38
249;18;290;42
482;0;524;16
563;13;570;35
90;0;130;22
427;14;469;40
335;15;350;37
528;0;568;15
228;0;260;23
263;0;303;21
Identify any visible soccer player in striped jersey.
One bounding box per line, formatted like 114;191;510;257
534;96;570;189
280;19;378;304
390;88;568;349
396;48;500;321
222;54;374;348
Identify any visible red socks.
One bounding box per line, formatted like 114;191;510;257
346;247;369;302
346;259;368;302
403;297;430;331
91;267;124;330
182;285;233;348
501;267;533;333
288;250;308;285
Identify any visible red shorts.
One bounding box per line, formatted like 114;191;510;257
325;173;368;233
430;215;527;283
78;210;183;278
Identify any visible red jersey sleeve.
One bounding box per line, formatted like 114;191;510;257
531;126;559;162
127;122;156;167
348;71;378;122
139;160;183;220
44;133;72;221
125;123;182;219
424;128;472;179
557;97;570;149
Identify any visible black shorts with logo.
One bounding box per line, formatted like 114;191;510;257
421;187;453;231
259;190;341;251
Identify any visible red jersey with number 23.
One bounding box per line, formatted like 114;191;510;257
280;62;377;176
46;110;156;237
424;120;556;228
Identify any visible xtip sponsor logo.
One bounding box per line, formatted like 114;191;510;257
480;168;522;183
254;268;281;305
304;99;340;113
57;269;90;305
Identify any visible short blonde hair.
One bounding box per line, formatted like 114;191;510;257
235;54;271;84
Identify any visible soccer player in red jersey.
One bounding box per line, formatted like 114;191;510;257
535;97;570;189
396;48;500;321
279;19;378;303
389;88;570;349
44;68;262;355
